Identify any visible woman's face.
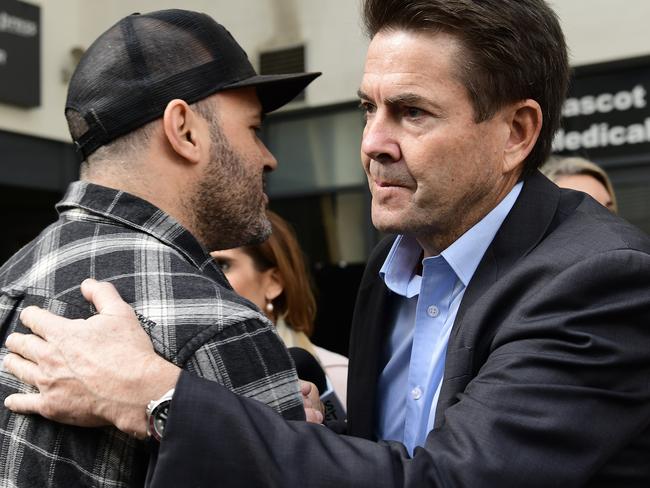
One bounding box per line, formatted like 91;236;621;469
555;174;614;211
210;248;281;315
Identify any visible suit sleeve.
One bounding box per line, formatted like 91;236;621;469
149;249;650;488
149;370;406;488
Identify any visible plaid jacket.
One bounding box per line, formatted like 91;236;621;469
0;181;303;487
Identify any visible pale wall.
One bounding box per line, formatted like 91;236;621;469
1;0;649;143
551;0;650;66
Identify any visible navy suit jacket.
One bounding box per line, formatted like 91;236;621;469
151;172;650;487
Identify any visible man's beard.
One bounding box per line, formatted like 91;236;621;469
187;122;271;252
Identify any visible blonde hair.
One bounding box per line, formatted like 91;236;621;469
541;156;618;213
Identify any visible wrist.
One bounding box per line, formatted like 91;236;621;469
107;354;181;438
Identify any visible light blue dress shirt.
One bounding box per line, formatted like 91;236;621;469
375;182;523;455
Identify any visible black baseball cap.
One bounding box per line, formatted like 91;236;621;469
66;9;321;160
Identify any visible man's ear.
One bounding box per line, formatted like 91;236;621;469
502;99;543;174
162;99;205;165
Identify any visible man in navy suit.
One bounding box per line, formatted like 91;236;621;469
4;0;650;486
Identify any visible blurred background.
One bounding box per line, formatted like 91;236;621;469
1;0;650;355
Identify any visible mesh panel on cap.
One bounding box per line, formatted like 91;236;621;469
66;10;256;159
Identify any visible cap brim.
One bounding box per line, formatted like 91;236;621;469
223;72;321;113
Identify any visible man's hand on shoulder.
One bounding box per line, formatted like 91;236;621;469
3;278;181;439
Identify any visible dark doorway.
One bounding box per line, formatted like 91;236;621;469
0;184;62;264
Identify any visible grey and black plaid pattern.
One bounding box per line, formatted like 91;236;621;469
0;181;303;487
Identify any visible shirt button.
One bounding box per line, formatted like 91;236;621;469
427;305;439;318
411;386;423;400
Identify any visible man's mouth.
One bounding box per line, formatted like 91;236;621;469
377;180;398;188
374;178;407;189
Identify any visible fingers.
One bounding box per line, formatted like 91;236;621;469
300;380;323;413
19;306;67;340
300;379;321;398
5;332;49;364
304;407;324;424
300;380;324;424
300;380;313;397
80;279;135;318
4;393;43;415
2;353;41;387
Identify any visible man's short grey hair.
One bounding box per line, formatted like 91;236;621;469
75;97;217;176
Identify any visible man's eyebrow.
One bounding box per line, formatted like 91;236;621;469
357;89;370;101
357;90;439;110
385;92;431;107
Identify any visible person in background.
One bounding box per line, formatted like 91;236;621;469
211;211;348;406
542;156;618;212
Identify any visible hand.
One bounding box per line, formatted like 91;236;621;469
3;279;180;438
300;380;324;424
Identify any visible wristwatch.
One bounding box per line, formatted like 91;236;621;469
146;388;175;441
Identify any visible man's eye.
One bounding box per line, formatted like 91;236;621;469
405;107;424;118
215;260;230;272
358;101;376;116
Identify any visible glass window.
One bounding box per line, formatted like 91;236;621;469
263;102;366;197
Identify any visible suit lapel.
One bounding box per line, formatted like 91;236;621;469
347;237;395;439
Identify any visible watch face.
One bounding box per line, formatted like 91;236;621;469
150;402;170;440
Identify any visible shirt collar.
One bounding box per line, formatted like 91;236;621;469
56;181;223;279
442;182;522;286
379;234;422;298
380;182;523;292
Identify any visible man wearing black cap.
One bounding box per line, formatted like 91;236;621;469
0;9;319;487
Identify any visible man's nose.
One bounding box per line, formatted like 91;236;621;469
361;116;401;163
261;143;277;171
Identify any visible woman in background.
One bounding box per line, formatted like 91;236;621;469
211;211;348;407
542;156;618;213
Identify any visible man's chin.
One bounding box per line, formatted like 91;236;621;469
371;211;407;234
234;213;272;247
201;215;271;252
243;219;272;246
